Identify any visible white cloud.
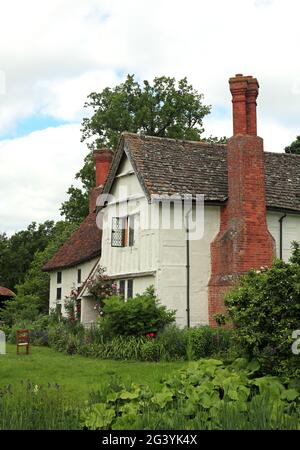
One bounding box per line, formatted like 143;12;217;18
0;124;86;235
0;0;299;232
39;70;119;122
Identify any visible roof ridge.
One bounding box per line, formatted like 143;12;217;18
265;151;300;158
122;131;227;148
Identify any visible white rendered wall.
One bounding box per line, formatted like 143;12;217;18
267;212;300;261
48;258;98;316
156;205;220;327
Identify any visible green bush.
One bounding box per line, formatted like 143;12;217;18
48;321;84;353
140;338;161;362
156;325;187;360
187;326;233;360
82;358;300;430
225;243;300;379
99;287;176;338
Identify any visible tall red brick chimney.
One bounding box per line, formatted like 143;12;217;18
208;74;275;325
94;148;113;187
89;148;113;213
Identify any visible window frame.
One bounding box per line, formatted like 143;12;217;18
56;287;62;301
111;214;138;248
57;271;62;284
111;217;126;247
77;269;82;284
127;279;133;299
119;279;125;298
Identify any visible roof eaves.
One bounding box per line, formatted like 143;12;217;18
42;250;101;272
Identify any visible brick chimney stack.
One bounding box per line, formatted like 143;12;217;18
89;148;113;213
208;74;275;325
94;148;113;187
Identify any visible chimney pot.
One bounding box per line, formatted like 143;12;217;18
229;74;259;136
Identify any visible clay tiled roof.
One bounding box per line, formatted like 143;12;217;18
104;133;300;213
0;286;15;297
43;211;101;271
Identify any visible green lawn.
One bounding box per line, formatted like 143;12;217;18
0;344;187;401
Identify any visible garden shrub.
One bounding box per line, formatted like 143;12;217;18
187;326;233;360
225;242;300;379
99;287;176;338
48;321;85;353
140;338;161;362
156;325;187;360
82;358;300;430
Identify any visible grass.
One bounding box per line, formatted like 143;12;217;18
0;344;187;401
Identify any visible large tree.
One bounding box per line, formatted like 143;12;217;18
16;220;77;313
285;135;300;154
0;220;75;292
61;74;225;223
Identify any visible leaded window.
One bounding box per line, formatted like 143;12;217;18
111;217;125;247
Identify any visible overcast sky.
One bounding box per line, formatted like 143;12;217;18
0;0;299;235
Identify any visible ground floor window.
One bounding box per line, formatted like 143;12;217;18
118;279;134;300
127;279;133;299
119;279;125;297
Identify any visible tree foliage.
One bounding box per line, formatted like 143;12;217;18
60;74;219;223
81;74;211;151
16;221;78;313
285;135;300;155
0;221;58;290
0;221;77;324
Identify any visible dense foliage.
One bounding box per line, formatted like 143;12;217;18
23;318;232;362
16;221;77;312
0;221;58;290
83;358;300;430
81;75;211;151
0;220;75;302
225;243;300;379
285;135;300;154
0;221;77;320
99;287;176;338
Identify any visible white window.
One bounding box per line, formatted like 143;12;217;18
118;279;134;300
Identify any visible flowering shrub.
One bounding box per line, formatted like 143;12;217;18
64;289;81;323
85;267;118;315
